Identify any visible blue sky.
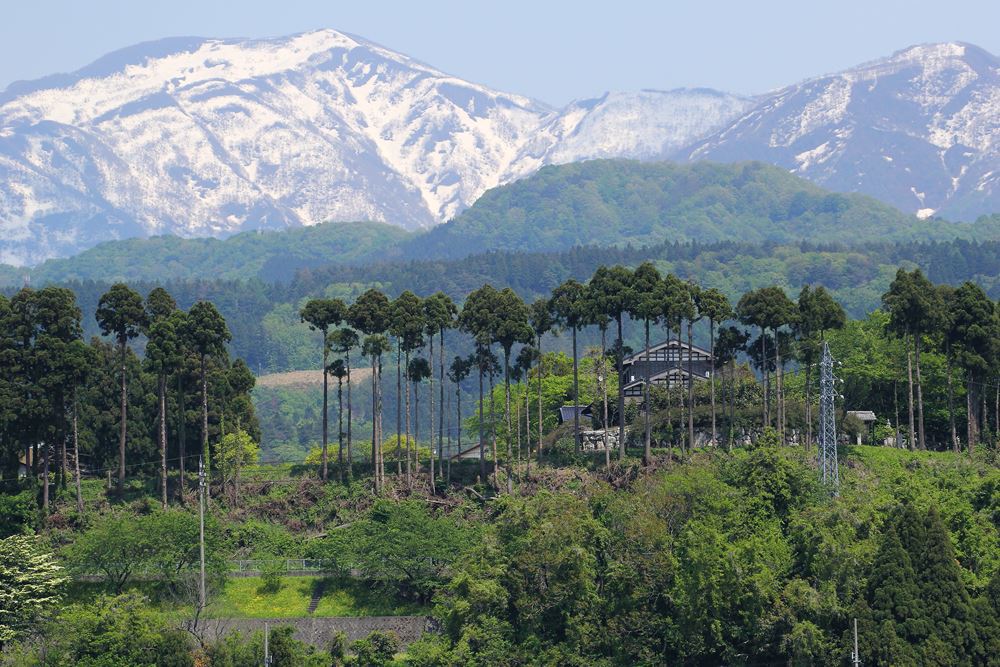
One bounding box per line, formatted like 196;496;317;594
3;0;997;105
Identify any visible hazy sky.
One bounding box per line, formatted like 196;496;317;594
2;0;997;105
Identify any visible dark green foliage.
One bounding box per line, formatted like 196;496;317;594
411;160;952;257
350;629;400;666
10;220;411;285
26;592;194;666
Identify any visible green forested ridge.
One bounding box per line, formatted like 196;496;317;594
410;160;996;257
4;161;1000;289
0;220;411;286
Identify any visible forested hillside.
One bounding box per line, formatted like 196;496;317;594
410;160;988;257
5;256;1000;664
5;161;1000;290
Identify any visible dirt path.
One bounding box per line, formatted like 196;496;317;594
256;368;372;390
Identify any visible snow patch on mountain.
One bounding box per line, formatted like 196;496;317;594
0;30;751;265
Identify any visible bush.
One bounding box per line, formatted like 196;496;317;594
351;630;399;666
259;558;284;594
0;490;36;538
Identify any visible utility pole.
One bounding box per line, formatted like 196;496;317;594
198;456;206;611
263;621;270;666
851;617;861;666
818;342;841;495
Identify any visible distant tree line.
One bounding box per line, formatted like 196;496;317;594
0;284;257;513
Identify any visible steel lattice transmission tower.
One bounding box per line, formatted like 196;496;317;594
818;342;840;495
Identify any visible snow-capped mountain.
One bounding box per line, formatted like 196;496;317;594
0;30;748;265
684;43;999;221
506;89;753;178
1;32;997;266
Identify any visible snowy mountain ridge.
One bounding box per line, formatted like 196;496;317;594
685;42;998;221
0;31;997;266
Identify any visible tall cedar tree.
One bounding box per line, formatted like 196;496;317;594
299;298;347;481
391;291;424;487
587;266;634;460
459;285;500;480
491;288;532;493
184;301;231;485
696;287;733;447
144;288;180;508
423;292;457;489
629;262;663;464
349;289;392;491
330;327;360;480
528;298;555;461
95;283;147;494
550;280;589;455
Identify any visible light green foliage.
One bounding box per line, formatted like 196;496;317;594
215;429;260;486
0;535;65;644
16;592;193;666
63;510;226;594
322;500;477;603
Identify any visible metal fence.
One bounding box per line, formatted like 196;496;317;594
227;558;335;575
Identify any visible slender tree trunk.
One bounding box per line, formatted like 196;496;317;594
59;397;68;490
537;334;544;462
906;339;916;451
321;336;329;482
42;442;49;513
602;327;610;473
893;380;901;448
617;316;626;461
914;334;926;450
405;350;412;488
643;320;652;465
378;355;385;489
687;320;695;451
504;349;513;494
337;376;344;481
709;319;717;446
371;356;378;491
572;327;580;454
967;378;976;456
160;374;168;509
73;391;83;514
396;345;402;477
200;354;209;490
414;379;420;482
177;374;186;497
677;327;685;454
438;329;445;490
804;363;812;449
760;328;768;430
478;361;485;481
118;338;127;495
452;382;460;486
525;372;531;478
946;345;958;453
727;360;736;451
490;371;498;490
775;332;784;444
429;333;435;490
346;348;353;481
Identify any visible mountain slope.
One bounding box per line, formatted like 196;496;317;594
408;160;978;258
0;30;751;266
684;43;999;220
0;30;550;265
